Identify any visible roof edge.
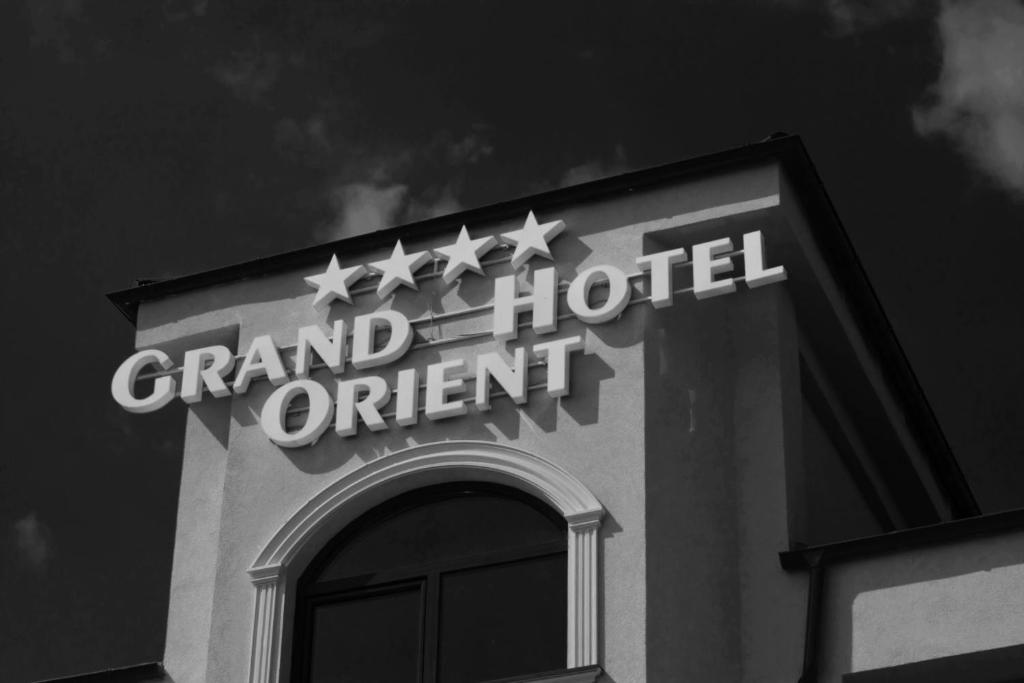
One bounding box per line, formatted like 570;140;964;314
106;134;804;326
33;662;170;682
779;505;1024;571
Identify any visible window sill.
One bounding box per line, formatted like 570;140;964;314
483;665;604;683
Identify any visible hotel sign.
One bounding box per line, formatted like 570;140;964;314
111;213;786;447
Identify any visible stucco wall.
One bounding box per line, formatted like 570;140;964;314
818;530;1024;681
644;278;806;682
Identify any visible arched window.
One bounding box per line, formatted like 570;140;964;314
291;482;568;683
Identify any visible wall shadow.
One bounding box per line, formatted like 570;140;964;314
560;353;615;427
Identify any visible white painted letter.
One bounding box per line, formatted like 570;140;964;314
492;267;559;341
636;248;688;308
475;347;528;411
692;237;736;300
260;380;332;448
743;231;787;288
294;320;347;378
567;265;631;324
351;310;413;370
335;376;390;437
111;349;177;413
233;335;289;394
181;345;235;404
425;359;468;421
533;335;584;398
395;368;420;427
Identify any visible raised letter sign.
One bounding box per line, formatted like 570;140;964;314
492;267;559;341
394;368;420;427
425;359;468;420
260;380;333;448
742;231;788;288
233;335;289;394
475;348;528;411
111;349;177;414
567;265;631;324
636;248;688;308
180;346;236;404
335;376;390;437
692;237;737;300
294;320;347;378
351;311;413;370
534;335;584;397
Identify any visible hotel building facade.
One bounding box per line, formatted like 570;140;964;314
56;136;1024;683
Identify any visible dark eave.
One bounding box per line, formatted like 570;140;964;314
104;133;979;518
777;140;980;518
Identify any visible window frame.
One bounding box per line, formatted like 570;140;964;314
245;441;604;683
290;482;570;683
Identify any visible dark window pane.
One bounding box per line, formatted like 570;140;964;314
296;485;570;682
316;488;564;582
307;584;423;683
437;553;567;683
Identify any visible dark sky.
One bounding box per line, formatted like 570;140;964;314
2;0;1023;680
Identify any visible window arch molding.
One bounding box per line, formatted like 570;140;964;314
246;440;604;683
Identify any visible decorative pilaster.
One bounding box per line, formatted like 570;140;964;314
248;567;284;683
567;514;602;667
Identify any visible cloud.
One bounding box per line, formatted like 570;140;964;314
776;0;1024;199
13;513;53;571
317;127;493;240
824;0;921;32
772;0;922;32
913;0;1024;199
558;144;630;187
321;183;409;240
212;45;282;102
407;185;464;222
443;130;495;165
318;181;466;241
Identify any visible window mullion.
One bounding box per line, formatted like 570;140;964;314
422;571;441;683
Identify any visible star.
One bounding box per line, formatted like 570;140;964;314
432;226;499;284
501;210;566;270
303;254;367;309
367;240;433;298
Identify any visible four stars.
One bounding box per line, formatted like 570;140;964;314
303;211;563;307
303;255;367;309
367;240;433;298
432;225;498;284
502;210;566;271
